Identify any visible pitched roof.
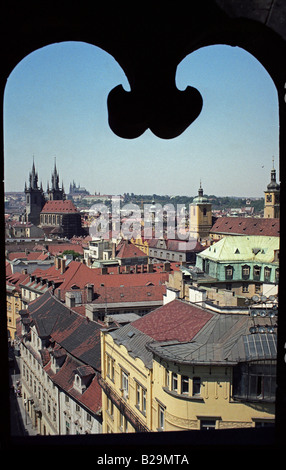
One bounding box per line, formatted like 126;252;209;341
20;260;172;301
6;271;28;291
148;313;277;365
27;291;102;370
147;238;204;252
8;251;49;261
210;217;279;237
116;241;148;259
46;243;84;255
41;200;78;214
44;349;101;414
198;235;279;263
91;284;166;305
132;299;213;342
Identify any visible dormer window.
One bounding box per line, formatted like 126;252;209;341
73;373;86;394
51;348;66;373
73;366;95;394
225;265;233;280
242;265;250;280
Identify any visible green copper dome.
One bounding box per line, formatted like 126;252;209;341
192;182;209;203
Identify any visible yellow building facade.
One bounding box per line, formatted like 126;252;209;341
6;286;22;340
130;236;150;256
189;183;212;241
100;300;276;433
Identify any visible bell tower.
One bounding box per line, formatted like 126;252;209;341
264;157;280;218
189;181;212;241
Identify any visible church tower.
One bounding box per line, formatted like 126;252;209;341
24;160;46;225
47;159;65;201
264;157;280;218
189;182;212;241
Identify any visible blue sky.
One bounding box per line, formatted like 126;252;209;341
3;41;279;197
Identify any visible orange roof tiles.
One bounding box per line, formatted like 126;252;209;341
116;242;148;259
20;260;174;301
41;200;78;213
8;251;49;261
91;284;166;304
210;217;279;237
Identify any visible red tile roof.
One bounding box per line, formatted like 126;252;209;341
45;353;101;414
6;261;12;276
41;200;78;213
8;251;49;261
46;243;84;255
91;284;166;304
6;271;29;291
116;241;148;259
21;260;174;301
210;217;279;237
132;299;213;342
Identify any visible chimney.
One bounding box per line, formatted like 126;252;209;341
60;258;66;274
112;243;116;258
55;257;61;270
147;262;153;273
164;261;170;272
86;284;94;302
65;292;76;308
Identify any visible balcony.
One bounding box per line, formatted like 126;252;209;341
97;375;150;433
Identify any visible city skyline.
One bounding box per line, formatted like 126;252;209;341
3;41;279;197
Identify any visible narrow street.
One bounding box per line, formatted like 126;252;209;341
9;348;38;437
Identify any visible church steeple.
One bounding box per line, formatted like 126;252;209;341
28;157;39;190
48;158;65;200
264;157;280;218
24;158;45;225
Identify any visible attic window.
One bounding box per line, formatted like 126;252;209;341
71;284;80;290
235;248;240;254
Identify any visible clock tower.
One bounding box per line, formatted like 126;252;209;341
189;181;212;241
264;158;280;218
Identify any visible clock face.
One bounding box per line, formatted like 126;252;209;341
266;194;272;202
